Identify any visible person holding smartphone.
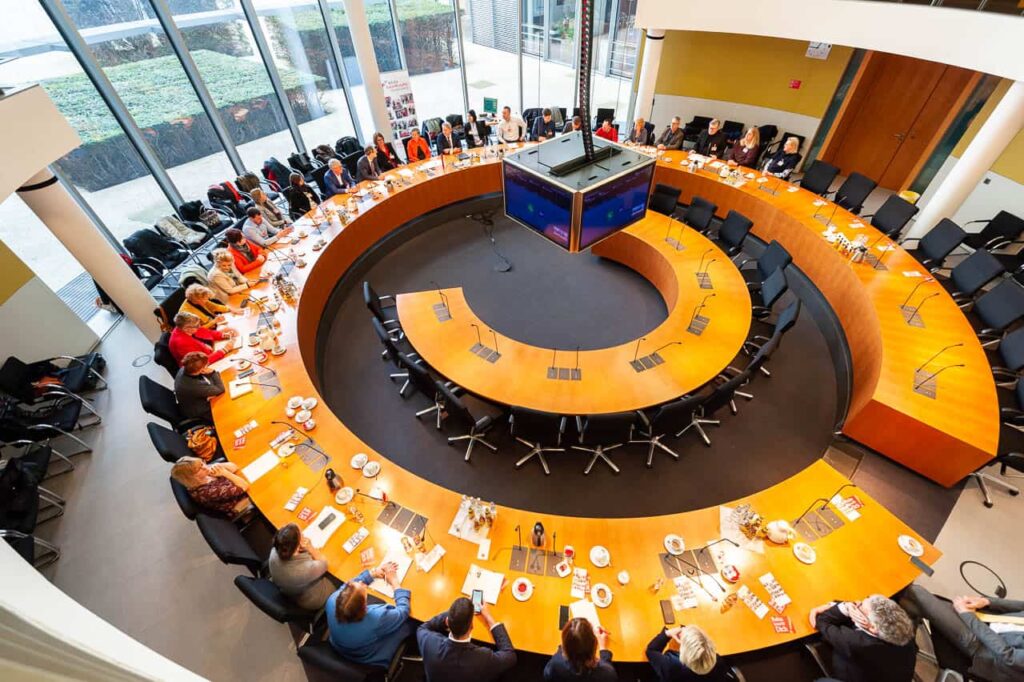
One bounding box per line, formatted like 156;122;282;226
325;560;412;667
417;596;516;681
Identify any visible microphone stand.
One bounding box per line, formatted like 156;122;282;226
572;345;581;381
271;420;331;470
905;292;940;327
547;348;558;379
916;343;963;373
914;364;966;391
697;258;717;289
470;323;484;353
649;341;683;366
695;248;713;276
629;336;647;371
487;329;501;363
688;293;716;335
900;278;936;309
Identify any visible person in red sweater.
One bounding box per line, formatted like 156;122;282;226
595;119;618;143
406;128;432;162
225;228;266;274
169;312;237;366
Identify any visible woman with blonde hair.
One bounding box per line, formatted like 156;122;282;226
170;456;250;517
727;127;761;168
179;284;234;329
207;248;251;302
646;624;732;680
250;188;292;230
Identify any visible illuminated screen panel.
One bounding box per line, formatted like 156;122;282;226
579;163;655;250
503;162;572;249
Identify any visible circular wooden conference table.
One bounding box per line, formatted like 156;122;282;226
210;143;993;661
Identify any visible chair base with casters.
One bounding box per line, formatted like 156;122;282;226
514;439;563;475
629;431;680;468
572;443;622;475
968;467;1020;508
676;411;720;446
448;429;498;461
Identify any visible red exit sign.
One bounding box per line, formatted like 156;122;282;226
789;79;802;90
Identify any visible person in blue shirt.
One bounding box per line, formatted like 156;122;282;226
326;561;411;668
322;158;355;197
532;108;557;141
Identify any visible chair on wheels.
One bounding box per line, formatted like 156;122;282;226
967;444;1022;509
677;373;747;446
139;375;207;433
153;332;179;379
943;249;1005;307
797;160;839;196
720;336;776;407
900;218;967;271
297;637;407;682
751;267;788;319
631;394;705;467
147;422;199;464
832;173;878;215
439;384;501;462
363;281;401;339
648;183;682;217
400;354;446;429
743;299;801;377
511;407;565;475
371;317;417;396
573;412;636;475
971;279;1024;348
712;210;753;257
683;196;717;234
963;210;1024;252
170;476;200;520
234;575;320;642
864;194;919;238
738;240;792;288
195;513;265;576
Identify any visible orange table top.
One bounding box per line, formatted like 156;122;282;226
395;215;751;414
208;147;941;661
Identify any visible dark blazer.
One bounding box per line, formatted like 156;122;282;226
465;120;490;149
656;126;685;150
815;604;917;682
436;132;461;155
322;167;354;197
531;117;556;140
284;183;320;219
762;150;802;179
544;647;617;681
356;154;380;182
563;121;581;134
627;126;653;146
375;142;400;171
645;630;734;682
695;129;729;157
173;369;224;423
417;612;516;682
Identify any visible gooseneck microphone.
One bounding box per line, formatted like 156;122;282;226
633;336;646;362
690;293;717;323
470;322;482;345
917;343;964;372
906;292;940;325
489;329;499;352
550;348;558;370
699;258;718;276
914;364;965;390
429;280;449;310
900;277;936;309
695;248;714;274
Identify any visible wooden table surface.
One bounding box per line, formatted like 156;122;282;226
395;215;751;415
208;146;956;660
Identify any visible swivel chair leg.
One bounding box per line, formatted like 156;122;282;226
677;417;719;446
514;438;561;475
970;471;1020;508
574;443;622;475
448;433;498;462
630;435;680;467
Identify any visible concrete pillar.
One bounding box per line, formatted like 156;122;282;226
343;0;394;142
633;29;666;123
907;80;1024;238
17;168;161;342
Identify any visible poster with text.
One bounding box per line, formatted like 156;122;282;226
381;70;418;145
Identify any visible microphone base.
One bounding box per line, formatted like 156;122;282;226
471;344;501;363
664;236;686;251
432;302;452;322
899;304;926;328
509;546;528;572
812;213;835;228
687;315;710;336
696;272;714;290
913;368;938;399
547;366;580;381
630;354;662;372
863;252;889;271
758;183;779;196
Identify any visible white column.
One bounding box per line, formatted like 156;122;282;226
343;0;394;142
907;79;1024;238
633;29;666;123
17;168;161;342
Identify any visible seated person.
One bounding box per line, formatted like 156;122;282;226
225;227;265;274
268;523;333;611
563;115;582;134
418;597;516;682
496;105;526;143
646;625;733;681
727;127;760;168
179;284;232;330
595;119;618;142
356;146;381;182
762;136;802;179
464;110;490;149
171;456;250;517
373;132;400;171
901;584;1024;682
323;158;356;197
627;117;652;145
406;128;432;162
284;172;321;219
250;188;291;229
657;116;685;150
168;311;235;367
173;351;225;424
531;108;556;141
694;118;728;158
436;122;461;155
809;595;916;682
327;560;412;667
207;248;254;302
241;206;283;248
544;618;616;681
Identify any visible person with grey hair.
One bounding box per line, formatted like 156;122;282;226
656;116;685;151
762;136;802;179
323;156;356;197
694;118;728;158
206;248;252;302
809;595;916;682
250;187;291;229
645;625;733;680
436;121;460;155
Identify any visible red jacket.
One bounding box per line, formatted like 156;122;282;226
595;126;619;142
406;136;432;162
229;239;264;273
169;327;226;366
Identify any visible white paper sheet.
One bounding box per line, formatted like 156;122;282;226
228;378;252;399
569;599;601;630
369;550;413;599
416;544;446;573
302;506;345;549
241;450;278;483
461;563;504;605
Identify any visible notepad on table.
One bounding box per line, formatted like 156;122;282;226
370;549;413;598
241;450;279;483
228;378;252;399
570;599;601;630
461;563;504;605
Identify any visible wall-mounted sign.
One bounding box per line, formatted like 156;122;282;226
806;42;832;60
789;79;802;90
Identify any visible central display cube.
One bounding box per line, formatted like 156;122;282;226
502;132;656;253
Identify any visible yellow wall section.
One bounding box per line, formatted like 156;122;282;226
655;31;853;118
952;79;1024;184
0;239;34;306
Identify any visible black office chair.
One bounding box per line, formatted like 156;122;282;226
743;299;801;377
511;407;565;475
170;476;200;520
593;107;615;129
991;326;1024;388
196;513;264;575
234;575;320;635
831;173;878;215
631;394;704;467
371;317;415;396
722;120;744;142
900;218;967;271
0;395;92;459
972;279;1024;347
683;196;717;234
964;210;1024;252
864;194;918;238
967;422;1023;509
738;240;792;288
139;375;206;433
797;160;839;196
713;210;753;257
1;438;73;479
573;412;636;474
147;422;193;463
154;332;179;379
682;115;712;143
0;353;105;397
363;281;401;338
944;249;1005;306
439;384;500;462
0;442;68;502
649;183;682;217
0;459;62;568
297;638;407;682
720;336;776;407
401;354;446;429
752;267;788;319
676;374;746;446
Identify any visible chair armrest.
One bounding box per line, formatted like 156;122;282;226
898;237;922;245
985;237;1013;251
964;219;991;227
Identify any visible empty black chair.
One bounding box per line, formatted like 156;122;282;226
234;575;318;630
593;107;614;129
713;210;753;257
991;326;1024;388
683;196;717;233
439;384;500;462
744;299;801;377
363;281;401;338
147;422;193;463
739;240;792;287
154;332;178;379
297;638;406;682
864;195;918;238
677;374;747;446
682;115;712;142
573;412;636;475
900;218;967;270
752;267;788;319
798;160;839;196
946;249;1005;305
511;407;565;475
401;354;445;429
964;210;1024;252
170;476;199;520
721;336;776;408
631;394;704;467
0;395;92;458
196;513;264;575
722;120;744;142
973;279;1024;347
832;173;878;215
371;317;413;395
648;183;681;217
139;375;204;432
0;459;61;568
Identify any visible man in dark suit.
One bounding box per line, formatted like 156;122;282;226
809;595;917;682
355;146;380;182
563;115;582;134
322;158;354;197
694;118;728;158
436;122;460;155
417;597;516;682
656;116;685;150
531;108;556;141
